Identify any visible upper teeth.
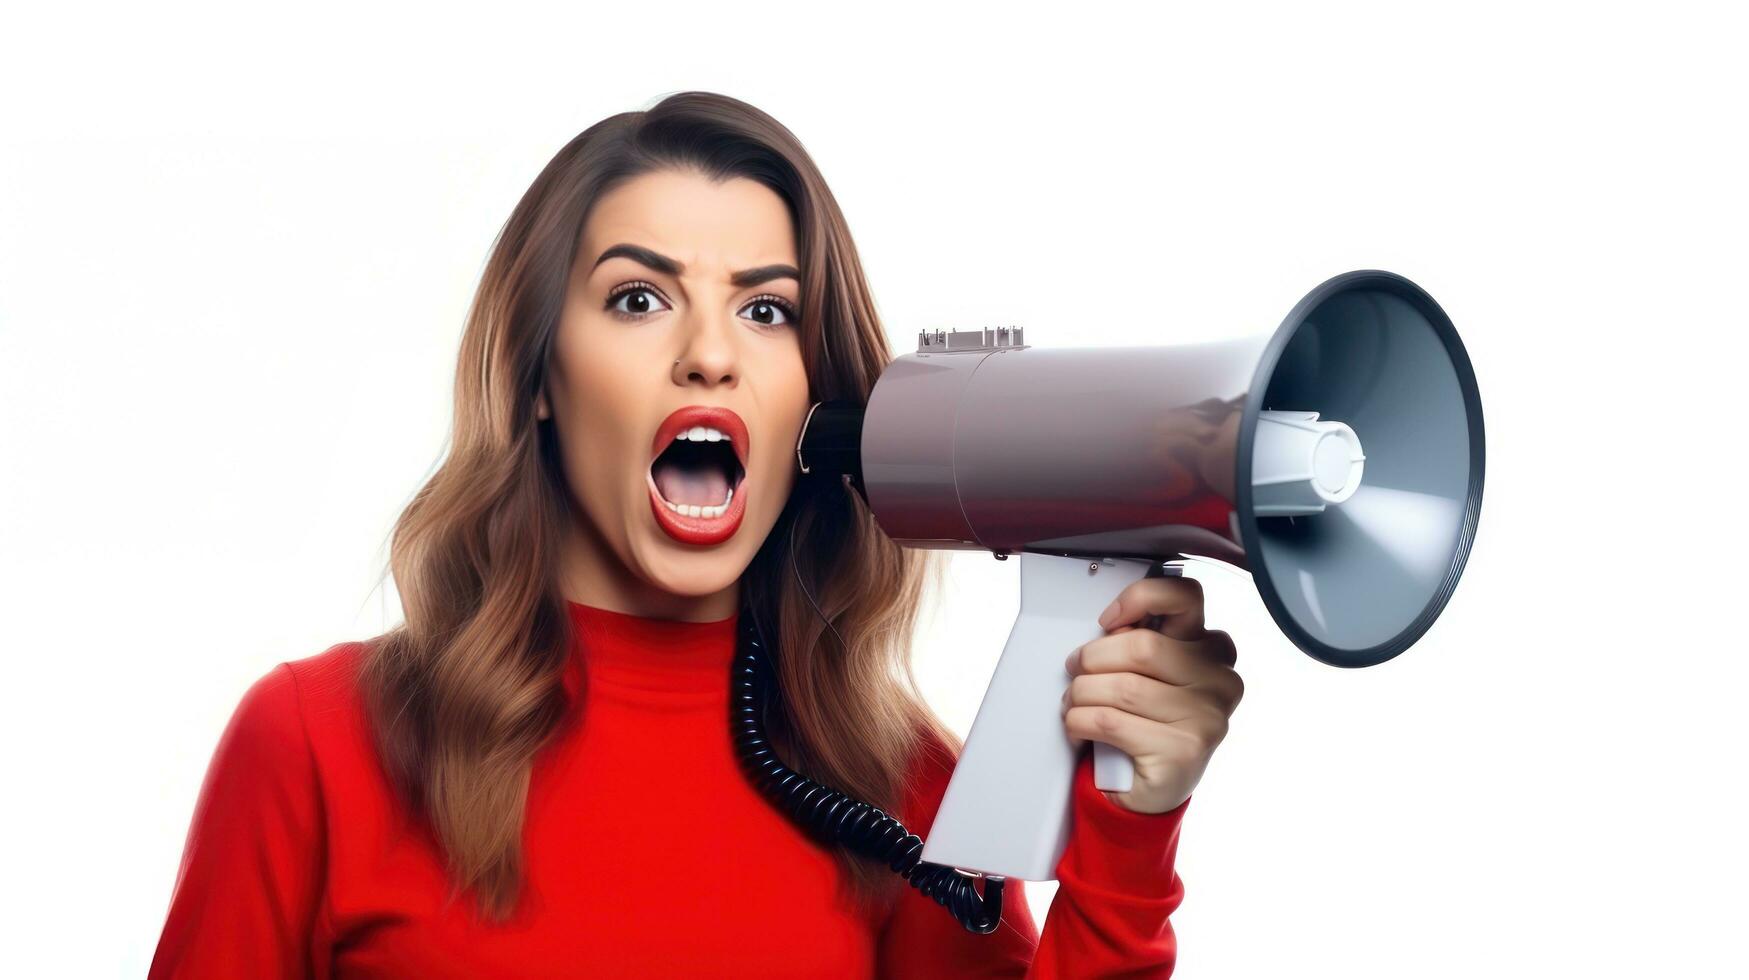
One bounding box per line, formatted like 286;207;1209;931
676;426;730;443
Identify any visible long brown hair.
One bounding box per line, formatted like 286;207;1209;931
360;91;959;922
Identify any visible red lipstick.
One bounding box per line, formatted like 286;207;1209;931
647;405;750;546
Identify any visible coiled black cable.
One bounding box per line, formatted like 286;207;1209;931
728;607;1006;934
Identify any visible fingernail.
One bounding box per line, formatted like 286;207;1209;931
1097;599;1119;627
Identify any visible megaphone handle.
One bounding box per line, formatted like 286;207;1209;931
920;552;1166;879
1091;563;1184;794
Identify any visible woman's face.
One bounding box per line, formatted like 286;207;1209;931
538;168;811;619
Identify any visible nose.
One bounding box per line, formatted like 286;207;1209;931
671;305;739;389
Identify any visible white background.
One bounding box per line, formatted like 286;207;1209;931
3;2;1745;976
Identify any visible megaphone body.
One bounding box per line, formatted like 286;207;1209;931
796;269;1485;881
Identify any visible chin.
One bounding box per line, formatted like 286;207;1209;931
636;531;756;598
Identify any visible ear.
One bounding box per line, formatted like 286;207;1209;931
536;389;551;421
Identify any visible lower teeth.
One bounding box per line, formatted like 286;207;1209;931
661;485;734;519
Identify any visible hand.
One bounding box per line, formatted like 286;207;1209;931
1060;572;1243;814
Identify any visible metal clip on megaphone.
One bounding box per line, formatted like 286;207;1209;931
795;269;1485;881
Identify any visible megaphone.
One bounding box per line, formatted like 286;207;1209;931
794;269;1484;881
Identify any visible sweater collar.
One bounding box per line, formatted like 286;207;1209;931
562;599;740;699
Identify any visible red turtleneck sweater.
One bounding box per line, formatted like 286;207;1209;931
149;602;1187;977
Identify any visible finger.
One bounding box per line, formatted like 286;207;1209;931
1070;628;1241;690
1066;669;1242;725
1062;704;1168;761
1195;628;1238;669
1098;574;1206;639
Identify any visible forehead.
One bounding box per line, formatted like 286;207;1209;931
580;169;797;271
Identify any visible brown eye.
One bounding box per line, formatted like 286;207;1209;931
739;294;797;328
606;284;671;319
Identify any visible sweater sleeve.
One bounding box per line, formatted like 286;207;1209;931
1030;749;1186;975
149;663;328;980
876;740;1186;978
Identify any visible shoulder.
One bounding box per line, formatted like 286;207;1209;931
220;662;308;763
279;640;372;718
220;641;373;774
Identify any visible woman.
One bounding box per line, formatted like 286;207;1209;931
149;91;1243;978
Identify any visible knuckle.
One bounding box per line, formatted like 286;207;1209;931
1128;629;1164;665
1203;629;1238;664
1095;707;1124;736
1119;672;1149;709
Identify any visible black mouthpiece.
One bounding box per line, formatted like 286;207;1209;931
795;400;866;499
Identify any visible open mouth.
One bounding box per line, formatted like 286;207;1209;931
648;428;745;518
646;406;751;546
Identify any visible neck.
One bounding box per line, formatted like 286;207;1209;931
557;511;741;623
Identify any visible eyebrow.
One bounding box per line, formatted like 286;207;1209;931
591;243;800;289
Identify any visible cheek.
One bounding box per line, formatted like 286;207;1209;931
758;346;812;484
770;334;809;407
557;338;649;488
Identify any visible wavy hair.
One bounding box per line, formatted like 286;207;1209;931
359;91;959;922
